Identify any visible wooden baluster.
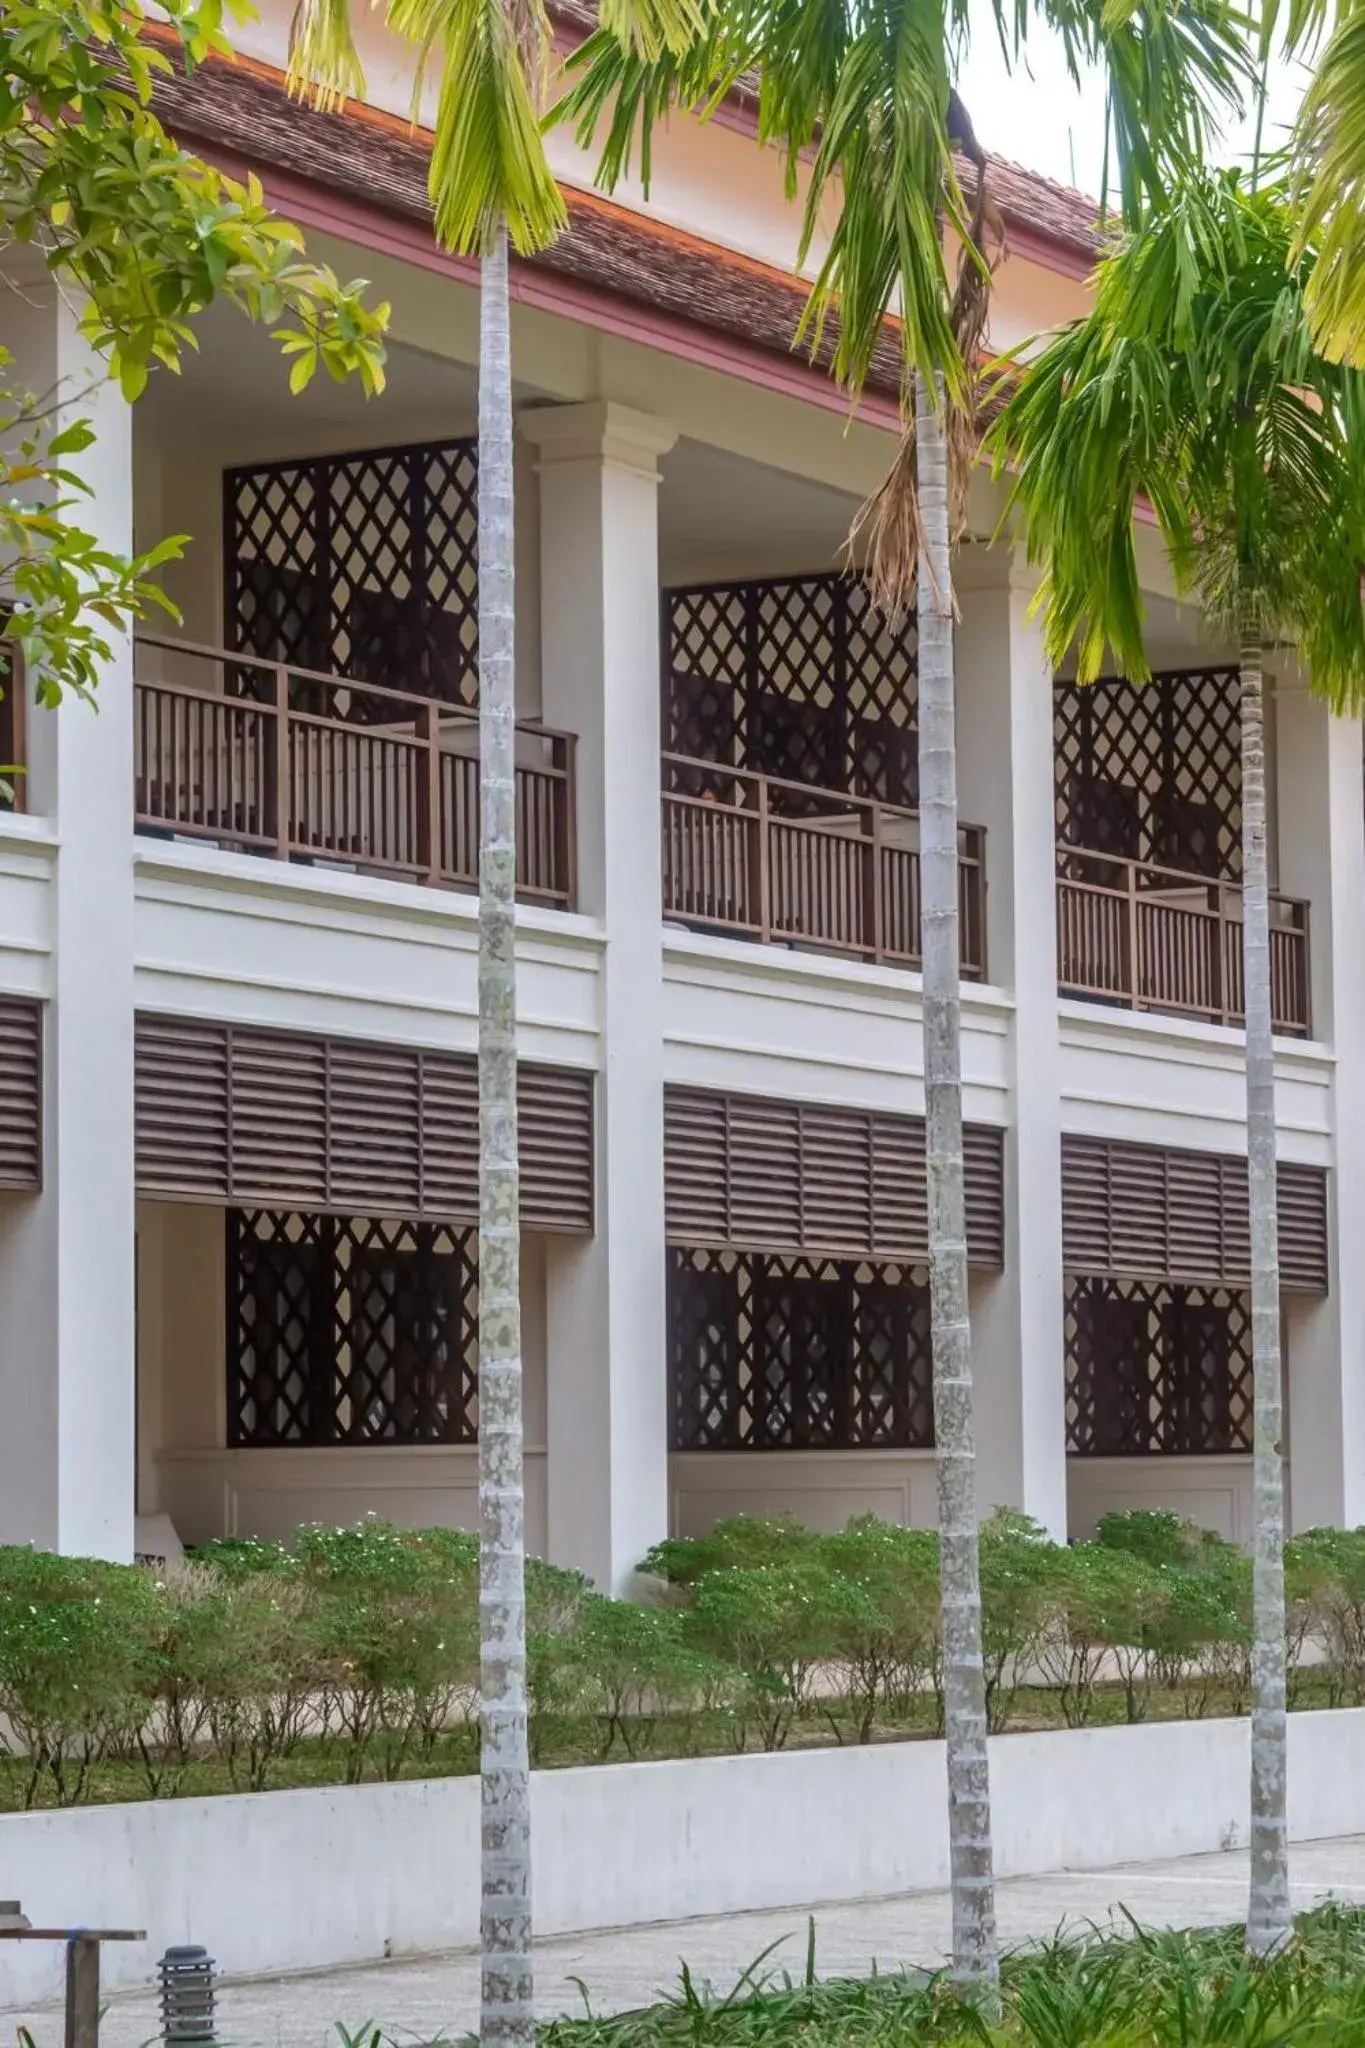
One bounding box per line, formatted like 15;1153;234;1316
559;735;578;911
1209;882;1226;1024
861;804;883;960
743;776;768;941
1123;859;1139;1008
268;663;290;858
417;704;441;885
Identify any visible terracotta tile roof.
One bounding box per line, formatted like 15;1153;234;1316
546;1;1101;263
150;44;1097;411
151;51;908;399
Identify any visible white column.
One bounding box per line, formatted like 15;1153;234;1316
522;402;678;1591
0;281;137;1558
955;547;1069;1535
1275;673;1365;1530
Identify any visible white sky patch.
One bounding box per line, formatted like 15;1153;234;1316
954;14;1315;196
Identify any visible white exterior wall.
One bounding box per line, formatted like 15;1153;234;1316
0;282;137;1560
3;1711;1365;2002
5;156;1361;1565
525;403;677;1593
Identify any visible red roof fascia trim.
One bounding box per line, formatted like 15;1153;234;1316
212;150;904;432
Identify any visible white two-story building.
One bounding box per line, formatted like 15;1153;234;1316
0;16;1360;1590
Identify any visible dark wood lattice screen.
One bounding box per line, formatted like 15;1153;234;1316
1061;1133;1328;1294
664;1085;1005;1267
0;995;41;1191
225;438;479;704
135;1016;593;1233
1054;668;1241;879
663;573;918;805
1065;1276;1252;1456
228;1210;478;1447
670;1247;933;1452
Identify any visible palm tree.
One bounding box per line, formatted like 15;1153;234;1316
286;3;690;2041
1291;10;1365;362
562;0;1248;1993
989;168;1365;1957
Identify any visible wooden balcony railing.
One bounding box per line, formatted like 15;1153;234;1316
133;637;577;910
0;643;24;813
1056;846;1311;1036
661;755;987;975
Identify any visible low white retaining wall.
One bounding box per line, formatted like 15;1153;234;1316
2;1711;1364;2005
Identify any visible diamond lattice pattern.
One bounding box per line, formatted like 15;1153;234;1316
664;574;918;807
226;440;479;706
669;1248;933;1450
1064;1275;1252;1455
1054;668;1242;879
228;1210;478;1446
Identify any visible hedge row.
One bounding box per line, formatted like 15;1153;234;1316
3;1510;1365;1804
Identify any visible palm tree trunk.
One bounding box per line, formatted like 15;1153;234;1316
1240;637;1291;1959
916;373;999;1992
478;221;534;2048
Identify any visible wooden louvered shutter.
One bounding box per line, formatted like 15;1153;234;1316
663;1085;1005;1268
1061;1133;1328;1296
134;1014;229;1198
0;996;42;1191
728;1095;803;1249
232;1028;328;1207
964;1127;1006;1270
417;1052;480;1219
1279;1163;1328;1293
870;1115;929;1260
659;1088;729;1244
517;1065;595;1233
329;1038;423;1216
135;1017;594;1233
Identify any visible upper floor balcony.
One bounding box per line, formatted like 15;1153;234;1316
1051;664;1312;1037
133;636;577;910
658;571;985;978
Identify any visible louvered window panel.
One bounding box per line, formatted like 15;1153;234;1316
670;1248;933;1451
518;1065;595;1234
0;996;42;1191
228;1210;479;1447
1061;1134;1328;1295
135;1016;593;1232
663;1085;1004;1268
1065;1276;1253;1457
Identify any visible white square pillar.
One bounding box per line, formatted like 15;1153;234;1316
522;402;677;1591
0;283;137;1557
955;547;1068;1536
1274;674;1365;1530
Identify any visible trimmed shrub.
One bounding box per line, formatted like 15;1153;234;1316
640;1516;818;1589
0;1548;162;1806
819;1520;940;1739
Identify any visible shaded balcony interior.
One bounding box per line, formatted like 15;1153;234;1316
659;569;985;974
1053;664;1311;1035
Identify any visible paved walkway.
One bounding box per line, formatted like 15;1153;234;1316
8;1836;1365;2046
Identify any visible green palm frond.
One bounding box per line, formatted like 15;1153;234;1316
599;0;709;62
1294;12;1365;363
389;0;565;253
287;0;367;111
558;0;1257;406
989;169;1365;706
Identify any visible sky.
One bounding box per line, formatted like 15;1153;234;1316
954;13;1314;195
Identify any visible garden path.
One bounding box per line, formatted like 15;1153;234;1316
10;1834;1365;2046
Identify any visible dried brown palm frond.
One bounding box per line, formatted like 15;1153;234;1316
846;145;1004;625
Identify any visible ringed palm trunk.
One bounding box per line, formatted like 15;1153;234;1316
1240;632;1291;1958
916;374;999;1991
477;222;534;2047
